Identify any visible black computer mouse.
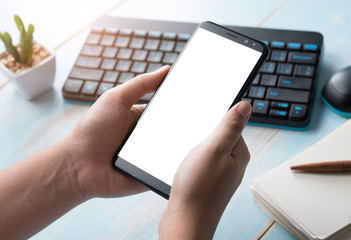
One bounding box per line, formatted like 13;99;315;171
322;66;351;117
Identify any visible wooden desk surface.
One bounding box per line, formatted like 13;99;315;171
1;0;350;239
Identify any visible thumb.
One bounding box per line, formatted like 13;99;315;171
112;65;170;108
210;101;252;149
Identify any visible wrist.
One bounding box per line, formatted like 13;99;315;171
159;204;216;240
0;138;85;239
47;138;86;205
61;135;89;202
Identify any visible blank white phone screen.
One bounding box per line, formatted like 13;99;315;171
118;27;262;186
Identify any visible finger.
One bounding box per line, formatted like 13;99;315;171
210;101;252;149
114;66;170;108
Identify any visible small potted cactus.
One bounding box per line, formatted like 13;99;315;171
0;15;55;100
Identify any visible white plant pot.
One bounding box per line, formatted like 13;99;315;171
0;43;56;100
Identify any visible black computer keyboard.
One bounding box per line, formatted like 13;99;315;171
62;16;323;130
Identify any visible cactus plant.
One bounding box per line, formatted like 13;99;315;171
0;15;34;64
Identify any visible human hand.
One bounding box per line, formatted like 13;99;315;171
159;101;252;239
65;66;170;200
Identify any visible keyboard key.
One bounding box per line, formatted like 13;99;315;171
81;45;103;57
175;41;186;52
269;109;288;119
75;56;102;68
287;42;302;50
116;60;132;72
81;81;99;95
146;63;162;72
129;37;145;49
278;76;312;90
270;50;287;62
148;31;162;38
132;50;148;61
294;65;314;77
276;63;293;75
252;100;269;116
101;59;117;70
260;74;277;87
241;98;252;105
271;101;289;109
131;61;147;73
159;40;175;51
147;51;163;62
252;73;261;85
64;79;83;93
134;30;147;37
249;86;266;99
103;71;119;83
91;26;104;33
270;41;285;49
100;35;115;46
163;53;178;64
117;48;133;59
115;36;130;48
145;39;160;50
69;67;104;81
86;33;101;45
288;52;317;64
163;32;177;40
105;27;119;35
118;72;135;84
178;33;191;41
266;88;310;103
102;47;118;58
260;62;276;73
289;104;307;120
119;28;133;36
97;82;114;96
303;44;318;51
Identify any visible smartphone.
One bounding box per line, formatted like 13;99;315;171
113;21;268;199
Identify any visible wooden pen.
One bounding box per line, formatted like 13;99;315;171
290;160;351;172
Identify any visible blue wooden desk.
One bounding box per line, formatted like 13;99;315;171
1;0;350;239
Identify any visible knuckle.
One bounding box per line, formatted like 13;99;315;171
232;137;251;163
244;148;250;163
242;141;250;162
100;88;115;99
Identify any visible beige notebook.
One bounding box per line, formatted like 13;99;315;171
251;119;351;240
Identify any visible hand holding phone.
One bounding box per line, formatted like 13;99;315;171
159;101;252;239
113;21;268;198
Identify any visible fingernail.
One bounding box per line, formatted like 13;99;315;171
233;101;252;120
